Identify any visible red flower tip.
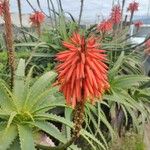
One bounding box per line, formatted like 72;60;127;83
30;11;45;26
111;5;121;24
145;39;150;48
134;21;143;28
55;33;109;108
0;1;3;16
127;1;139;13
97;19;113;33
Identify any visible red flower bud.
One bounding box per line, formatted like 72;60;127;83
127;1;139;13
97;19;113;33
111;5;121;24
30;11;45;26
134;21;143;28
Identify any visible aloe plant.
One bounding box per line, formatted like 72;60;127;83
0;59;107;150
0;59;62;150
105;51;150;134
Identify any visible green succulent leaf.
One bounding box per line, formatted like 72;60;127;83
109;51;124;77
34;113;106;150
0;124;18;150
111;75;150;90
17;125;35;150
31;121;66;143
6;112;17;130
0;80;17;113
13;59;25;109
8;138;21;150
25;71;57;109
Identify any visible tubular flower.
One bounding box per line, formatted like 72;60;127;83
55;33;109;107
134;21;143;28
30;11;45;26
127;1;139;13
97;19;113;33
145;39;150;48
111;5;121;24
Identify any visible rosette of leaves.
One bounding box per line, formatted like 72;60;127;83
105;51;150;133
0;59;106;150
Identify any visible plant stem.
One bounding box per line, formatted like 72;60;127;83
47;0;54;28
3;0;16;89
78;0;84;25
36;23;41;38
26;0;36;12
17;0;22;27
58;0;63;12
120;0;126;29
49;0;57;26
37;0;49;18
72;101;85;138
129;11;134;26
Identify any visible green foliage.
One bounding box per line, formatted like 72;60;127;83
0;51;30;81
0;59;107;150
105;51;150;132
1;4;150;149
82;51;150;149
110;132;145;150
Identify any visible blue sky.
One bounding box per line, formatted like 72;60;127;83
10;0;150;23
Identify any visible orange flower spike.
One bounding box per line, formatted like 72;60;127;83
111;5;122;24
30;11;45;26
127;1;139;13
97;19;113;33
56;33;109;107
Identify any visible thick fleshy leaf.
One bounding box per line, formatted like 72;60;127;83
24;71;57;110
13;59;25;109
0;124;18;150
34;113;106;150
17;125;35;150
0;80;16;113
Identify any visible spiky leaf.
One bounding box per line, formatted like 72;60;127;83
0;124;18;150
17;125;35;150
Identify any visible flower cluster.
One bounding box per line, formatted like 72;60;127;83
127;1;139;13
30;11;45;26
111;5;121;24
145;39;150;48
56;33;109;107
97;19;113;33
134;21;143;28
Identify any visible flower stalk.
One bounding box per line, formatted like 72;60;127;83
78;0;84;25
3;0;16;89
17;0;22;27
127;1;139;25
72;101;85;139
